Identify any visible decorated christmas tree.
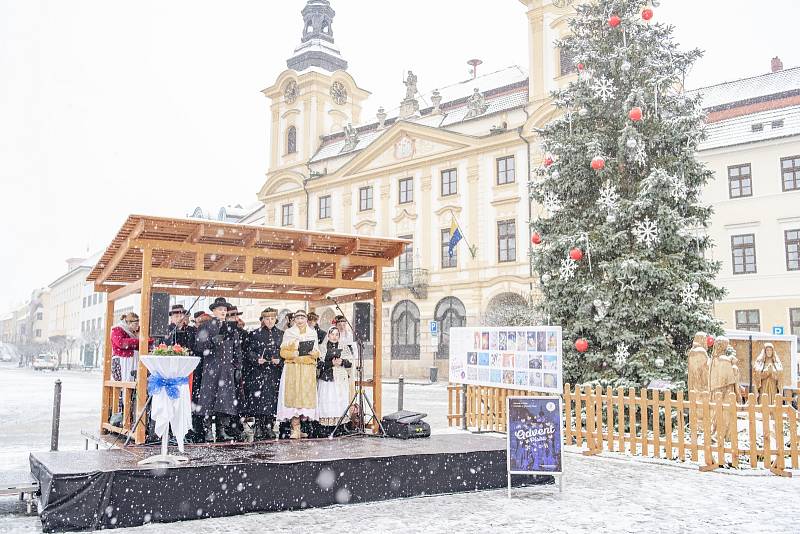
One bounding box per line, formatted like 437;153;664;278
530;0;725;388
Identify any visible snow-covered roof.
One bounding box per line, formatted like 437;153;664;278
698;104;800;151
309;66;528;164
690;66;800;110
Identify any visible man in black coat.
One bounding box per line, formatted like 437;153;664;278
195;297;243;442
242;307;284;440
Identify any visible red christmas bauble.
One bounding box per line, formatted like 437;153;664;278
591;156;605;171
608;15;621;27
706;335;715;348
575;338;589;353
544;155;554;167
642;8;654;21
531;232;542;245
569;248;583;261
629;106;643;122
577;63;585;71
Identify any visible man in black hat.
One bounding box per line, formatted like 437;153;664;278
242;307;284;440
195;297;243;442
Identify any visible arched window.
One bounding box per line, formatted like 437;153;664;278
391;300;420;360
434;297;466;359
483;292;539;327
287;126;297;154
319;308;335;329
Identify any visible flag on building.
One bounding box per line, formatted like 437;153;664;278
448;218;463;257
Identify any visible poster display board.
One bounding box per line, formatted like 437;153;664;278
507;396;563;475
506;396;563;495
449;326;563;394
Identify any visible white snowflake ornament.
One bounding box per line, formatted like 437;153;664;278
680;283;698;305
631;144;647;166
633;217;659;248
597;182;619;213
668;174;689;201
614;343;630;366
592;76;615;102
543;192;562;214
559;258;578;281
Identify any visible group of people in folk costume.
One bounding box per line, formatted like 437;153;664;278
111;296;356;442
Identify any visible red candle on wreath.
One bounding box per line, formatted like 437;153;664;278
577;62;585;72
608;15;621;27
706;335;715;348
575;338;589;353
642;8;654;21
531;232;542;245
569;248;583;261
629;106;643;122
591;156;605;171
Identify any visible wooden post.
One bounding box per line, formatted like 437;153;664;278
664;391;673;460
714;392;725;467
639;388;648;457
574;385;583;447
676;390;685;462
787;403;799;470
563;384;573;445
135;248;152;445
772;394;790;477
372;268;382;429
99;297;116;435
627;387;636;455
760;393;771;471
746;393;758;468
688;390;698;462
700;391;715;470
728;391;739;468
653;389;661;459
616;387;624;453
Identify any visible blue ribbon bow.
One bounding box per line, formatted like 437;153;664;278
147;374;188;399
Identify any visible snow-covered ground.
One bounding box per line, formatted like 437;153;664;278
1;363;799;533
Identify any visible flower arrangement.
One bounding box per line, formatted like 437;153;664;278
152;343;189;356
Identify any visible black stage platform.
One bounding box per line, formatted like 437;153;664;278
30;433;549;532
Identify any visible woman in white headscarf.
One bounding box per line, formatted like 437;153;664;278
753;343;784;404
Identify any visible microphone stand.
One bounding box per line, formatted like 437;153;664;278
327;296;385;438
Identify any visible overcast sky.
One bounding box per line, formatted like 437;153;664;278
1;0;799;310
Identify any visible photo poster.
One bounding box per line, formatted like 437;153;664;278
507;396;563;475
448;326;563;394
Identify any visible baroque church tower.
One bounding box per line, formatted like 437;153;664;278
258;0;370;227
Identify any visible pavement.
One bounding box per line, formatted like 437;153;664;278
1;363;799;533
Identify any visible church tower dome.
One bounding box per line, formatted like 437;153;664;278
287;0;348;73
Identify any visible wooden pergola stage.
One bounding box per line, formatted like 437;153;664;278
87;214;409;444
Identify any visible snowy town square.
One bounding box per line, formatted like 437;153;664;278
1;0;800;532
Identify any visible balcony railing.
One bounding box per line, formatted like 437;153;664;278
382;269;429;290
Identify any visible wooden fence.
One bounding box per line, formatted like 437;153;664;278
447;383;800;476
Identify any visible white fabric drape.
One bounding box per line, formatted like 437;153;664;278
140;355;200;453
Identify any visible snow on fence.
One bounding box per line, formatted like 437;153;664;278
447;383;800;476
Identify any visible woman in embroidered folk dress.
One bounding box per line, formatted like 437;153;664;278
317;327;353;434
277;309;320;438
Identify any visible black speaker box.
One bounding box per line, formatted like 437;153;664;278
149;293;171;338
381;410;431;439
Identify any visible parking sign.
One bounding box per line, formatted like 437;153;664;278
429;321;438;336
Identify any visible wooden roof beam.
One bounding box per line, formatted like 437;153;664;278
132;239;393;268
159;224;205;268
340;237;360;256
95;220;145;285
150;267;373;291
108;279;144;302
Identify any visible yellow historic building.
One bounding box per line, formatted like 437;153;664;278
256;0;576;378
